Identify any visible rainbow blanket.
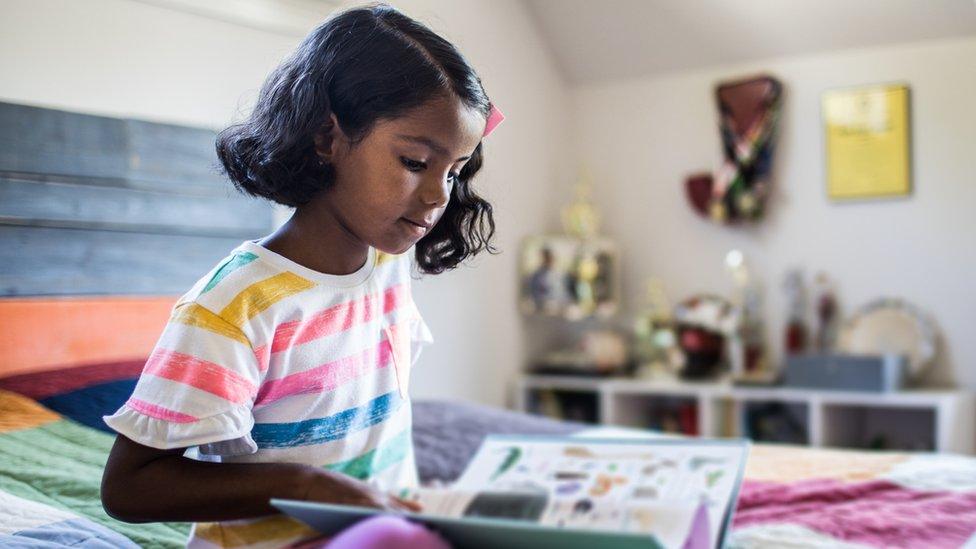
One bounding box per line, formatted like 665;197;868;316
2;388;976;548
731;445;976;547
0;389;190;548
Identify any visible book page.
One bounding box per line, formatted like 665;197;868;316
401;486;698;548
443;437;746;548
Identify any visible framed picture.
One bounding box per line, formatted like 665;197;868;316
823;83;911;200
519;235;619;319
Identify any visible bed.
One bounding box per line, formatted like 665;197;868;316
2;297;976;548
4;396;976;549
3;383;976;547
413;402;976;548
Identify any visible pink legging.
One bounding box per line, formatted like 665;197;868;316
289;515;452;549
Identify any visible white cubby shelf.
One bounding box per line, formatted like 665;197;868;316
512;374;976;454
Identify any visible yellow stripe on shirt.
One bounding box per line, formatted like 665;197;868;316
172;303;250;346
220;272;316;329
375;250;406;267
193;515;321;548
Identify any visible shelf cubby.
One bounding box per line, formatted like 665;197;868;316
821;404;936;451
512;374;976;453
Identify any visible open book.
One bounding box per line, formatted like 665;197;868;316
273;435;749;549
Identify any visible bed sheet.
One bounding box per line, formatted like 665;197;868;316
575;426;976;548
3;390;976;548
0;389;191;548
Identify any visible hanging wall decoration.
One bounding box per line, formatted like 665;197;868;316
685;75;783;224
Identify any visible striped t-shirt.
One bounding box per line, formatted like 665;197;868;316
103;240;433;548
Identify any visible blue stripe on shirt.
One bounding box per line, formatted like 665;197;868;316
251;391;403;449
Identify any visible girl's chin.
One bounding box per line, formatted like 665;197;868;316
372;221;434;255
373;237;417;256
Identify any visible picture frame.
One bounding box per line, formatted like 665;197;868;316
823;83;911;200
519;235;619;320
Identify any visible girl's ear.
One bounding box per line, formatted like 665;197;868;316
313;112;347;163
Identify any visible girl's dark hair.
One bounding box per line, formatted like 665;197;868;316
216;3;495;274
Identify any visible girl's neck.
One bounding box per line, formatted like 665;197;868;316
258;203;370;277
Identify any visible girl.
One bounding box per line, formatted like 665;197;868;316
100;4;502;548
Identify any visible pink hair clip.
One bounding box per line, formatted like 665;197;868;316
483;103;504;138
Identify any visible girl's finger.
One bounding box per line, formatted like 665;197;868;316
393;496;422;512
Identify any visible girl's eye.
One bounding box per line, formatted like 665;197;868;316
400;157;425;171
401;156;460;183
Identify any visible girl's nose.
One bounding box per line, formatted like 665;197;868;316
419;176;450;208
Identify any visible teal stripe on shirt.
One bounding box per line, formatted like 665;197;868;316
251;392;404;449
201;251;258;294
325;428;411;480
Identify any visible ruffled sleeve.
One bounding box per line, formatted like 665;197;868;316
102;302;262;458
410;314;434;366
103;403;257;458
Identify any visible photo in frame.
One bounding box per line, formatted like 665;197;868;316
519;235;619;319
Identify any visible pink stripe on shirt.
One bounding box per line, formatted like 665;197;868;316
253;344;270;373
145;348;257;404
127;398;198;423
269;284;407;354
254;340;393;407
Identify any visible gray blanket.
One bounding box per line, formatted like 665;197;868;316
411;400;586;484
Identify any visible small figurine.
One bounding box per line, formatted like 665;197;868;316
633;278;679;379
782;269;808;355
673;294;733;380
562;168;601;239
813;272;839;352
725;250;766;376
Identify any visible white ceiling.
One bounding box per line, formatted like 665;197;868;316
523;0;976;84
129;0;342;37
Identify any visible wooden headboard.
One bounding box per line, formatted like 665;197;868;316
0;101;273;377
0;101;274;296
0;297;174;378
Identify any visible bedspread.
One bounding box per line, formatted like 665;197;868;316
2;392;975;548
0;390;190;548
731;444;976;547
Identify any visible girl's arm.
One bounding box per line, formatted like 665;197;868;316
101;434;420;523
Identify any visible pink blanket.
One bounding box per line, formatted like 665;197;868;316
730;445;976;548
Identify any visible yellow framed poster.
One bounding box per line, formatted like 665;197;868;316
823;84;911;200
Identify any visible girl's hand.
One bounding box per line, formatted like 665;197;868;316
301;470;422;513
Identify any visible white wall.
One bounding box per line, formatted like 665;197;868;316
0;0;309;129
364;1;571;406
0;0;571;406
571;36;976;388
14;0;966;400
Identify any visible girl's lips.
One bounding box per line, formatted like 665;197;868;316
400;217;429;237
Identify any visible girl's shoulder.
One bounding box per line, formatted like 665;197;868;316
157;245;424;368
176;245;260;304
171;242;312;326
172;243;413;325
